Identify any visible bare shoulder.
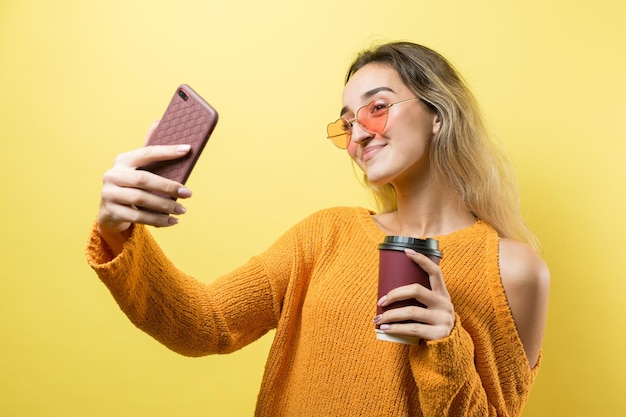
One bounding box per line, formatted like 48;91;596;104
499;238;550;292
498;238;550;368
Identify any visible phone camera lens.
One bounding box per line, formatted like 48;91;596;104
178;89;189;101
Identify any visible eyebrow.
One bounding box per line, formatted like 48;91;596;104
340;86;396;117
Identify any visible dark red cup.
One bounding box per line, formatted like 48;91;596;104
376;236;442;344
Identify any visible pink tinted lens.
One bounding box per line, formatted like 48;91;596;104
357;102;389;133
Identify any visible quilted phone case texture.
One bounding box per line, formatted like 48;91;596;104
140;84;218;186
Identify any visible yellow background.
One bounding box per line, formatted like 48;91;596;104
1;0;624;415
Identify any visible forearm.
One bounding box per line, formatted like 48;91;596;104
410;317;532;417
86;222;278;356
87;222;213;355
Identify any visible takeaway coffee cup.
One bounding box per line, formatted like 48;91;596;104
375;236;443;344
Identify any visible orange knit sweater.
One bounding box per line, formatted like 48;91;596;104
86;206;538;416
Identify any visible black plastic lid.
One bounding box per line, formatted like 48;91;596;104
378;235;443;258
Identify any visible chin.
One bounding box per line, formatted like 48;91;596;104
361;155;397;186
364;171;392;187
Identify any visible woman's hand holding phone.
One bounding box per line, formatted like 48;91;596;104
97;123;193;255
96;85;218;255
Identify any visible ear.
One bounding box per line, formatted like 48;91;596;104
431;112;442;135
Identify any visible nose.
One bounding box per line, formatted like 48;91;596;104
350;121;373;145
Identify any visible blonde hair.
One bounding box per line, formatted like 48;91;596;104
346;42;540;251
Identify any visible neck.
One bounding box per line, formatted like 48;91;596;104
376;174;476;238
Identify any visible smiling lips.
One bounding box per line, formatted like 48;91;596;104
362;144;386;162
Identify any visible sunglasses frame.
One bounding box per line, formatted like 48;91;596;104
326;97;420;149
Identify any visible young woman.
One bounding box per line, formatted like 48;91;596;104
88;41;550;416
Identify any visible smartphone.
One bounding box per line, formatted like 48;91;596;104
139;84;218;187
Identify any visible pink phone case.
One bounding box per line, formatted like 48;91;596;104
140;84;218;186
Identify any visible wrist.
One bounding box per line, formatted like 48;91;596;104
97;223;133;257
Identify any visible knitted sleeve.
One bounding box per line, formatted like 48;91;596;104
407;229;538;417
85;222;286;356
409;319;491;415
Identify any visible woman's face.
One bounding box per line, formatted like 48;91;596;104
341;63;440;188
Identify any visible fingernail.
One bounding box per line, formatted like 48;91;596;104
168;217;179;225
178;187;192;198
372;315;382;323
379;324;390;331
377;295;387;306
174;204;186;214
404;248;417;255
176;144;191;153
